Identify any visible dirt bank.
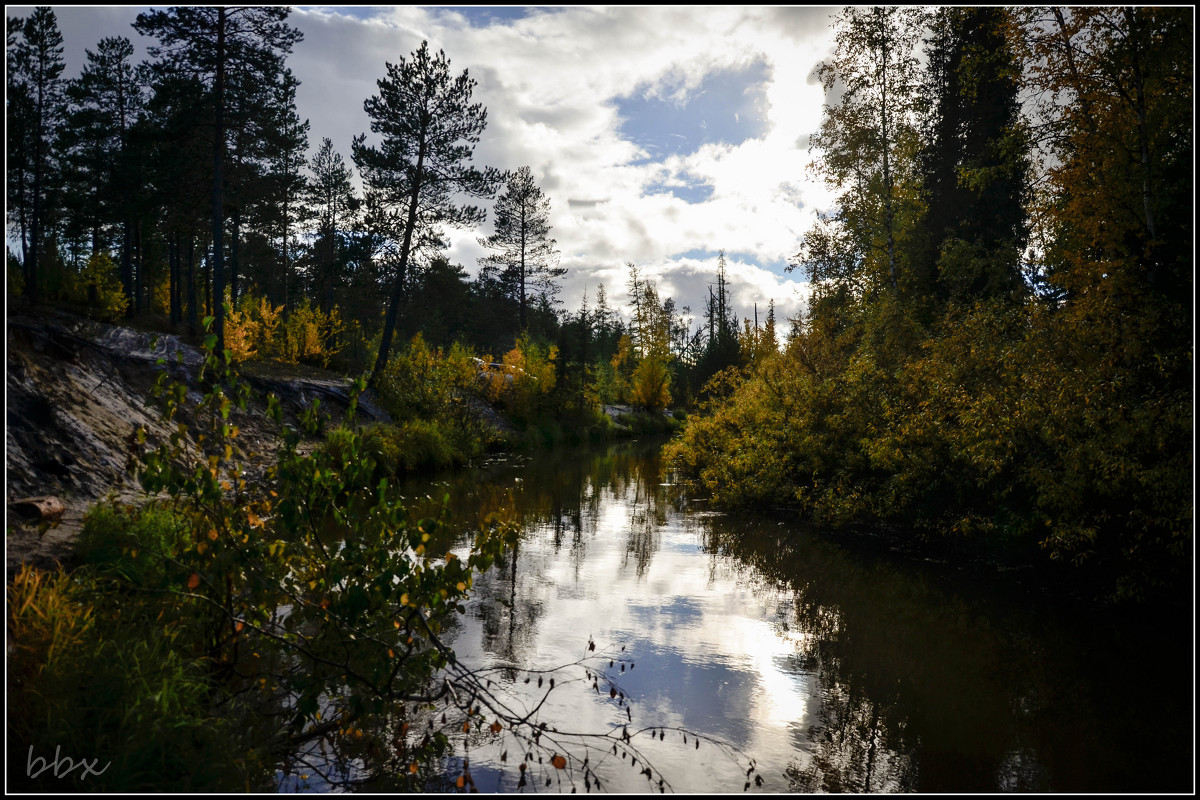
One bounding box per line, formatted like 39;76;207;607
5;310;390;577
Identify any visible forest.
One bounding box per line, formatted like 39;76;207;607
7;6;754;426
667;7;1192;604
6;5;1193;793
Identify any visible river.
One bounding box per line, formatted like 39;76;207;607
329;438;1190;793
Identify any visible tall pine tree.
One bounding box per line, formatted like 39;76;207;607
60;35;148;308
134;6;302;355
7;7;67;301
477;165;564;333
919;8;1030;305
352;40;502;388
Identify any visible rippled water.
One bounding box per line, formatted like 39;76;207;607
384;439;1191;793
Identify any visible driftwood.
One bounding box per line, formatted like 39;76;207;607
10;495;67;522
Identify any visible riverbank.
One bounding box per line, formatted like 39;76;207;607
6;310;393;577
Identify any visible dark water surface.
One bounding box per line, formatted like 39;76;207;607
397;439;1192;793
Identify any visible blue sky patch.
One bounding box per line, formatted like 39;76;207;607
444;6;535;27
617;59;771;163
647;180;714;204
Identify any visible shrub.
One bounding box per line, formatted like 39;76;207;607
630;354;671;412
73;253;129;322
74;504;191;587
7;562;263;792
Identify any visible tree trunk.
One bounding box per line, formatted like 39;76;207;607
211;7;227;356
1122;9;1157;246
203;243;212;319
230;212;240;305
170;232;182;327
519;207;528;331
122;218;135;317
369;139;426;389
28;97;43;302
187;236;198;335
877;7;897;291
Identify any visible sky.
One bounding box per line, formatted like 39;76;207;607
16;5;845;328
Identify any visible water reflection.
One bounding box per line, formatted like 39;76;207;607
395;441;1191;794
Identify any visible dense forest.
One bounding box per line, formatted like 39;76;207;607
668;7;1192;603
6;4;1193;793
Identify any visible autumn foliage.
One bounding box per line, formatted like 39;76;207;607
667;8;1192;601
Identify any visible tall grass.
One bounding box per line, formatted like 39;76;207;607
7;506;271;792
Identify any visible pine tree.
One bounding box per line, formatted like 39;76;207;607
7;17;31;265
258;68;310;309
352;41;502;388
7;7;67;301
142;69;212;333
919;8;1030;304
60;35;148;308
134;6;303;355
305;137;353;315
477;165;564;332
699;251;740;378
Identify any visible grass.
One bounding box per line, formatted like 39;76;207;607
7;505;272;792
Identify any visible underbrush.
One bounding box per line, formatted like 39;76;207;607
8;506;268;792
615;409;684;437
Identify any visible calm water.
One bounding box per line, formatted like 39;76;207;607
389;439;1191;793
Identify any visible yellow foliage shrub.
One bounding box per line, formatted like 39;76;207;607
630;355;672;412
151;279;171;317
485;334;557;421
221;291;341;366
74;253;128;322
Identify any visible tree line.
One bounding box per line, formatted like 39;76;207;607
7;6;780;407
667;7;1192;602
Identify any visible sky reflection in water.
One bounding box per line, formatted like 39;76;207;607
412;441;1191;794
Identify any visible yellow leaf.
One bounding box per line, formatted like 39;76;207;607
408;763;419;775
208;529;219;540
